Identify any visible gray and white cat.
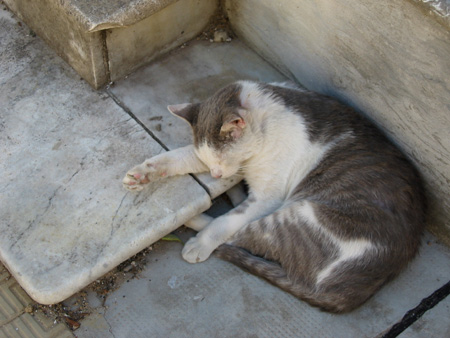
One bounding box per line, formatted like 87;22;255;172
123;81;425;312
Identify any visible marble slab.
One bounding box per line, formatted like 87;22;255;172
108;39;287;198
0;14;211;304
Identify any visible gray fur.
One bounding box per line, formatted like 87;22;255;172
174;81;426;313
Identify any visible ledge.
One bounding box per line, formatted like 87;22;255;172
63;0;179;32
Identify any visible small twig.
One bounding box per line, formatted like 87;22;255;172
381;280;450;338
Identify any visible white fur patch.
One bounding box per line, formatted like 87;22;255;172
269;81;306;91
300;202;376;285
195;142;241;179
235;81;340;199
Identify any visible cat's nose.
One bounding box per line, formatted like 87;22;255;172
211;168;223;179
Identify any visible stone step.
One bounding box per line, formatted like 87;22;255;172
3;0;218;89
0;7;212;305
0;3;284;307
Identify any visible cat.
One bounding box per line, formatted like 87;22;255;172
123;81;426;313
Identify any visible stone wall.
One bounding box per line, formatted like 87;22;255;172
224;0;450;245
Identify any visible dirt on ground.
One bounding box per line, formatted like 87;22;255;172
29;199;230;332
18;175;231;331
198;3;235;42
30;240;169;331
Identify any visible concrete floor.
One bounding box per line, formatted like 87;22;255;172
1;6;450;338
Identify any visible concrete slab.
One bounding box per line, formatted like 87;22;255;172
108;39;287;198
74;233;450;338
0;9;211;305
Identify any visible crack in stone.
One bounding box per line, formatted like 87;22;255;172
8;140;101;249
68;168;81;182
110;193;128;236
9;186;62;250
103;306;118;338
66;151;91;185
91;192;129;269
0;181;13;194
98;117;134;134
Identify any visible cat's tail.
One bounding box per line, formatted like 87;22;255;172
215;244;357;313
216;244;289;282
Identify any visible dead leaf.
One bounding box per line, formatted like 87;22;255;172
65;317;81;330
161;234;183;243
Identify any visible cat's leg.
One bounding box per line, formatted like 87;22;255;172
184;182;247;232
226;182;247;207
181;195;282;263
184;213;214;232
218;200;385;312
123;145;208;191
184;183;247;232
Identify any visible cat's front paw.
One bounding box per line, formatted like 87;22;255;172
122;166;150;191
122;158;169;191
182;236;215;263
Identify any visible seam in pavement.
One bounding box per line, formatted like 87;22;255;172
103;306;118;338
105;88;213;198
105;87;170;152
0;310;25;327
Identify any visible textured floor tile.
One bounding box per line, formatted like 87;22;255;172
0;263;74;337
0;278;32;326
0;313;73;338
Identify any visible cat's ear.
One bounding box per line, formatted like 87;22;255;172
167;103;199;125
220;114;246;140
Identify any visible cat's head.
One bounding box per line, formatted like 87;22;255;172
168;83;252;179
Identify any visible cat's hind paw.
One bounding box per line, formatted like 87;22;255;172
182;236;214;263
